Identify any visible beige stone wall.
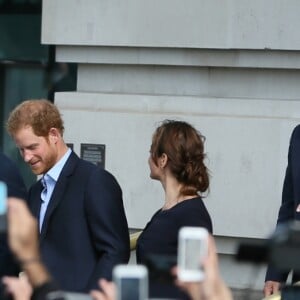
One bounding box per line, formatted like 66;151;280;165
42;0;300;289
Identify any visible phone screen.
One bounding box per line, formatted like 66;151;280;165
178;227;208;281
120;278;140;300
0;181;7;215
0;181;7;232
183;238;204;271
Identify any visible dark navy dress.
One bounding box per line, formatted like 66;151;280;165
136;197;213;299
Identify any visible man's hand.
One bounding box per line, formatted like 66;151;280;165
263;280;281;297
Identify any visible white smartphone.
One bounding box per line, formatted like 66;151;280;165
46;291;92;300
0;181;7;232
113;264;148;300
177;226;209;282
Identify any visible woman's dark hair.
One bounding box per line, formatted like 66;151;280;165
150;120;209;196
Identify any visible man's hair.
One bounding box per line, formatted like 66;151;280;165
6;99;64;137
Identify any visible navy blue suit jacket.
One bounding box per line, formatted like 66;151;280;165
266;125;300;282
28;152;130;292
0;152;27;277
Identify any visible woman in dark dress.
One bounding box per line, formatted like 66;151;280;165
136;119;213;299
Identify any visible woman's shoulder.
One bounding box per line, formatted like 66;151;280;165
177;196;206;208
163;197;207;216
174;197;213;233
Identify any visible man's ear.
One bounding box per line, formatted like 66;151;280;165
48;128;60;143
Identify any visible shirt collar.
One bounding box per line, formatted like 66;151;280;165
46;148;72;182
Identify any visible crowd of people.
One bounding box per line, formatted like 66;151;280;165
0;98;297;300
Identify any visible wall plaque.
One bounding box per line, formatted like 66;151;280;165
80;143;105;169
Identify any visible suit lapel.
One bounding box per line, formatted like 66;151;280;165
40;152;79;240
28;182;44;219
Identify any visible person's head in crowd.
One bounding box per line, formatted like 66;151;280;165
6;99;67;175
149;119;209;195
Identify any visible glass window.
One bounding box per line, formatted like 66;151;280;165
0;1;76;187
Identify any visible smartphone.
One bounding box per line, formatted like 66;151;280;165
0;181;7;232
177;226;209;282
113;264;148;300
46;291;92;300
